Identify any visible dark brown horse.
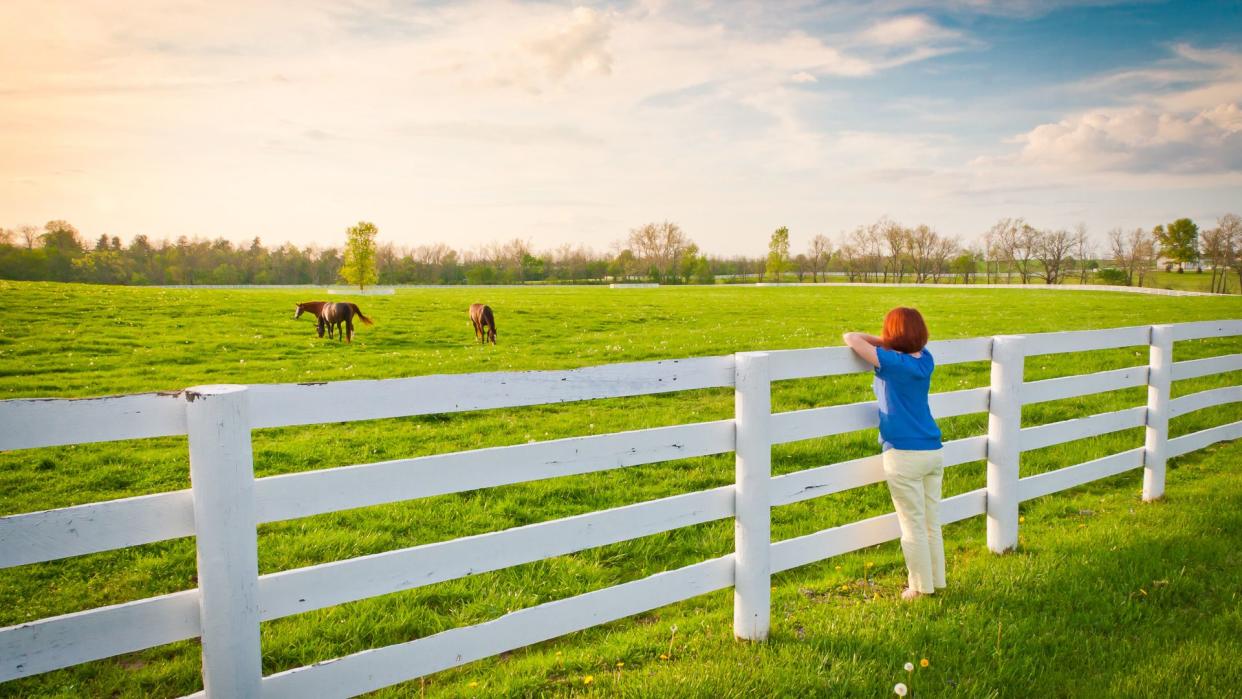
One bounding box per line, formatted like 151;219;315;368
295;301;373;342
469;303;496;345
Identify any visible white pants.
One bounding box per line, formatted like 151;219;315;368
882;448;946;594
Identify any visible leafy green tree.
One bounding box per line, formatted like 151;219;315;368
950;251;979;284
678;244;702;283
520;253;545;281
1154;218;1199;272
767;226;790;281
692;257;714;285
40;220;82;253
39;220;83;280
339;221;379;289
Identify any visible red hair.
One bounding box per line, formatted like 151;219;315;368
882;307;929;354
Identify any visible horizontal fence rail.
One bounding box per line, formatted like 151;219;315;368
2;321;1241;697
246;356;736;429
0;392;187;451
253;420;735;523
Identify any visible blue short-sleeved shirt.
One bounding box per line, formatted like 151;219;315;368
873;346;942;451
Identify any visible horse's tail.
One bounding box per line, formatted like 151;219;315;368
351;304;374;325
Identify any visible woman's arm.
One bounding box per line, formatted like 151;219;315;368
843;332;881;368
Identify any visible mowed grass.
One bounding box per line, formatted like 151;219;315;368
1;280;1240;698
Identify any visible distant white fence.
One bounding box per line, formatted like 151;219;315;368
2;320;1241;697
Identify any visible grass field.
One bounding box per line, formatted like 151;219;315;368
1;280;1240;697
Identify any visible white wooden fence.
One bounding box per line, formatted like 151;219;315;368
2;320;1241;697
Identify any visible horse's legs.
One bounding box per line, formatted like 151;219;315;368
317;318;325;338
346;318;354;343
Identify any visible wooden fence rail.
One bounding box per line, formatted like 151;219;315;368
2;320;1241;697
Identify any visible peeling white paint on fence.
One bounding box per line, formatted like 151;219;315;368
2;320;1241;697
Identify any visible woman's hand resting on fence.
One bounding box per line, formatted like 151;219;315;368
843;332;883;368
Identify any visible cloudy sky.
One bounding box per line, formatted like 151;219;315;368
2;0;1240;255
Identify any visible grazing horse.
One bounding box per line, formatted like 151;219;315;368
469;303;496;345
295;301;373;343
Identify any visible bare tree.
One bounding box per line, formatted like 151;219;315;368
1107;228;1133;284
986;218;1023;282
982;228;997;283
1221;213;1242;293
1072;223;1094;283
907;224;936;283
1135;228;1158;287
930;234;959;283
1108;227;1155;286
1202;214;1240;293
627;221;692;281
864;224;885;281
1035;228;1074;284
842;224;881;281
18;224;39;249
808;234;832;282
837;241;861;282
879;218;908;283
1013;222;1040;284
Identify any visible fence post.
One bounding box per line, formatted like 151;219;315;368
733;352;771;641
1143;325;1174;501
986;336;1025;553
185;385;262;698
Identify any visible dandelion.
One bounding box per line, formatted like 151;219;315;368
659;654;669;660
616;662;625;668
920;658;929;668
1018;516;1025;523
866;562;875;568
904;662;914;672
894;682;908;696
468;681;478;688
583;675;594;685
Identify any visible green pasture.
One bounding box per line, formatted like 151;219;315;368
1;280;1240;697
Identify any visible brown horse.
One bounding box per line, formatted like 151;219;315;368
295;301;373;342
469;303;496;345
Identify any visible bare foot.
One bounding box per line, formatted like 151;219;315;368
901;588;928;601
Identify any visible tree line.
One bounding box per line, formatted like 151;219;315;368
2;214;1239;291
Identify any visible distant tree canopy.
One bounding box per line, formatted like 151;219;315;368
1154;218;1199;272
2;213;1239;292
766;227;790;281
626;221;694;283
340;221;379;289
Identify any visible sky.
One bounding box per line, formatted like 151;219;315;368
1;0;1240;256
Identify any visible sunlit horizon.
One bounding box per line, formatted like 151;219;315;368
2;0;1240;256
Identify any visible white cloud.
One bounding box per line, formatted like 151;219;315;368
997;43;1242;175
1014;103;1242;173
0;0;1048;253
495;6;615;91
859;15;952;46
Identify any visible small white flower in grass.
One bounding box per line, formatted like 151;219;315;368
894;682;908;696
904;662;914;672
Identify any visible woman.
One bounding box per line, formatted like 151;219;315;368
843;307;944;600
